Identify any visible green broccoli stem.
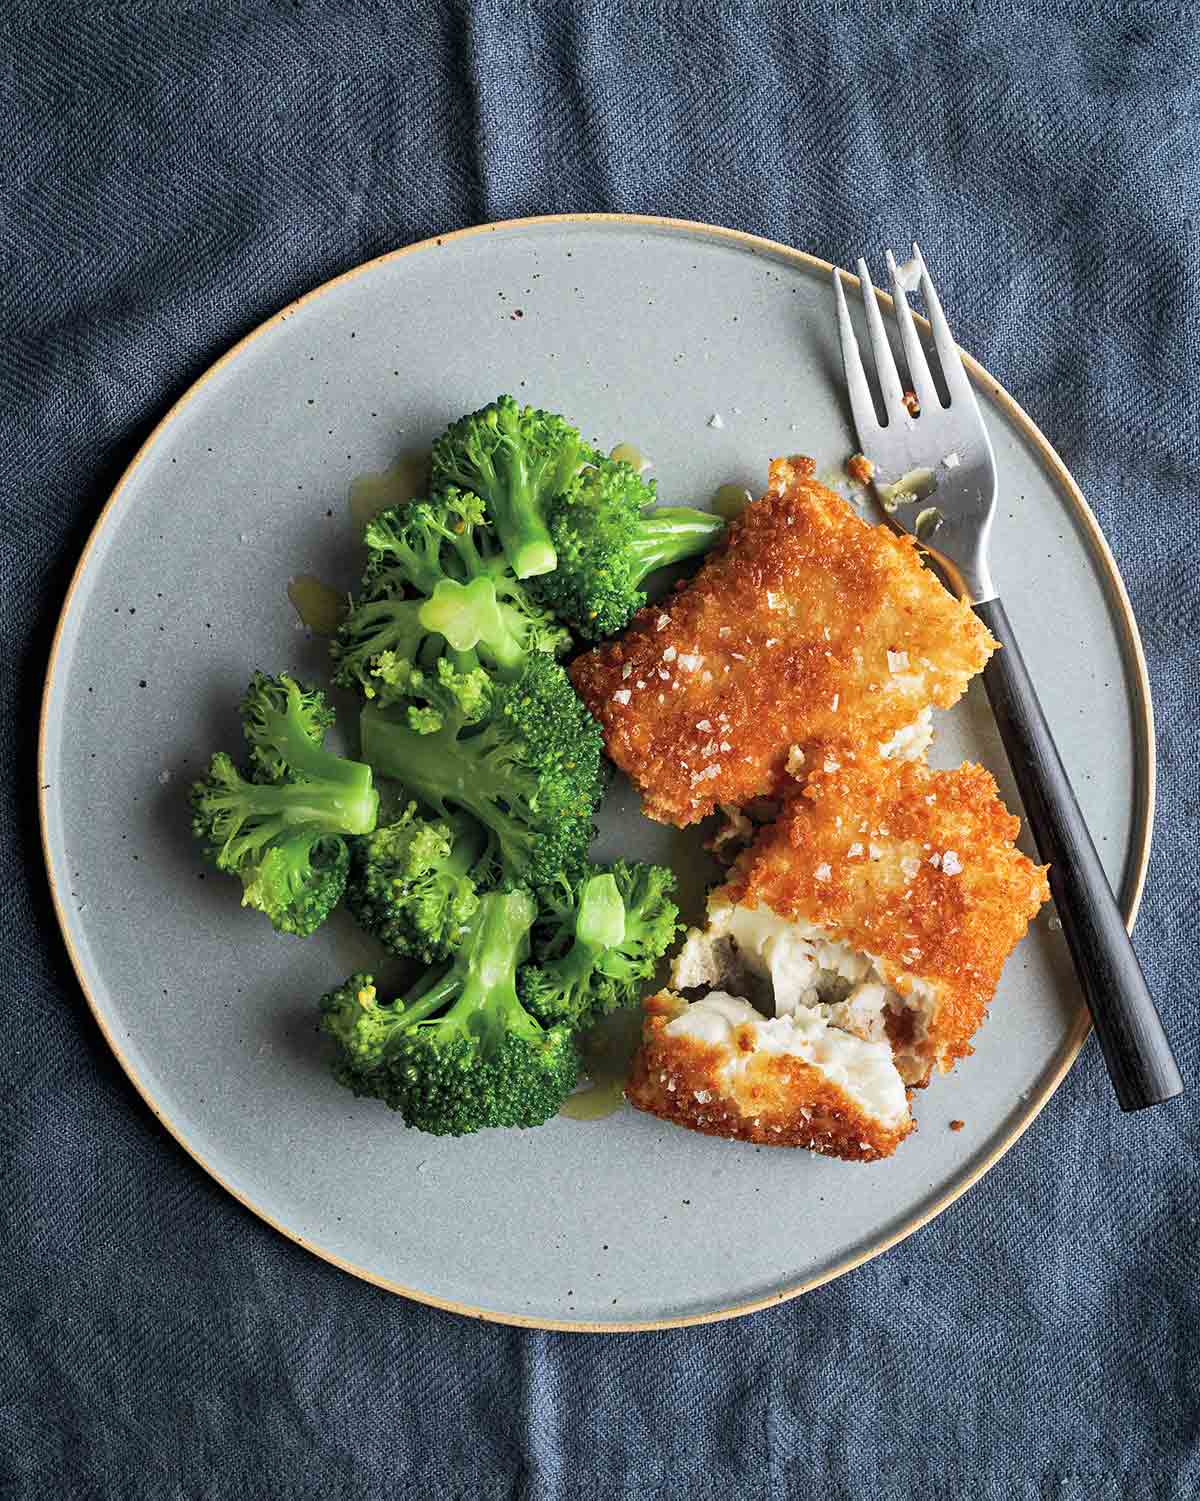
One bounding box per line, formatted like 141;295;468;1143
416;576;525;674
440;889;537;1053
442;436;559;579
233;778;379;837
575;873;626;949
627;508;725;582
539;873;625;994
360;707;531;876
258;684;375;798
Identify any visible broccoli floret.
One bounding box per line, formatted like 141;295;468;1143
520;861;681;1028
331;488;569;703
319;889;579;1135
360;653;604;889
345;802;487;962
532;460;725;639
189;674;379;936
430;395;598;579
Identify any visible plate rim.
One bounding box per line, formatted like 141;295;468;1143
38;211;1156;1333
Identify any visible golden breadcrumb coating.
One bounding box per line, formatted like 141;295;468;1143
626;991;915;1161
722;759;1049;1083
570;456;997;827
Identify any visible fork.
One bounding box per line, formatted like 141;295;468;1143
833;246;1182;1112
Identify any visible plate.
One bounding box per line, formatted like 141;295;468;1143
39;215;1153;1330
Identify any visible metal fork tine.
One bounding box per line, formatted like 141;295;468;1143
855;257;907;420
885;249;939;412
912;242;973;405
833;269;882;435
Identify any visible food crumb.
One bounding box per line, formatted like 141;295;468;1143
846;453;875;487
707;412;724;429
902;389;921;417
949;1119;965;1132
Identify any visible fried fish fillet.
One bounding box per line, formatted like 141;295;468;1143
626;760;1048;1160
570;456;997;827
671;759;1049;1087
627;989;916;1160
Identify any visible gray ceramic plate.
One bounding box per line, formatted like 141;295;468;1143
40;215;1153;1331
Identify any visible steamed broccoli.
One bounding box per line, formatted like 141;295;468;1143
189;674;379;935
519;861;681;1029
430;395;598;579
330;488;569;704
359;652;605;889
319;889;579;1135
345;802;487;962
532;460;725;639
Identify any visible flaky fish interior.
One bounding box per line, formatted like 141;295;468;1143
626;990;915;1160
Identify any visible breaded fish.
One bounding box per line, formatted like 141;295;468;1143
626;760;1048;1160
671;759;1049;1088
570;457;997;827
627;989;915;1160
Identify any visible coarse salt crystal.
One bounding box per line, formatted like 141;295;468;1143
929;852;941;867
720;741;731;752
636;680;646;689
814;863;832;882
765;638;779;648
887;649;909;673
696;719;712;731
830;694;840;712
767;592;782;610
868;843;882;860
823;757;840;772
848;842;864;857
662;645;677;662
942;851;963;875
656;613;670;629
621;663;632;679
659;668;670;680
612;689;631;705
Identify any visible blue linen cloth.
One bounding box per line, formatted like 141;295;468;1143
3;2;1197;1496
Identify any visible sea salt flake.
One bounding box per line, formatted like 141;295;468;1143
707;413;724;429
656;613;670;629
621;663;632;679
868;843;883;860
612;689;631;705
887;649;910;673
662;645;677;662
848;842;864;857
823;757;840;772
830;694;840;712
696;719;712;731
814;863;832;882
941;850;963;876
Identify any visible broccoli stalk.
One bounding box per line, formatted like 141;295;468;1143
332;488;568;703
319;889;579;1135
346;803;487;962
520;861;681;1029
359;654;604;889
430;395;598;579
189;674;379;936
533;461;724;640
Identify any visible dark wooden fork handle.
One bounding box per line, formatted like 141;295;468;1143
973;598;1182;1111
